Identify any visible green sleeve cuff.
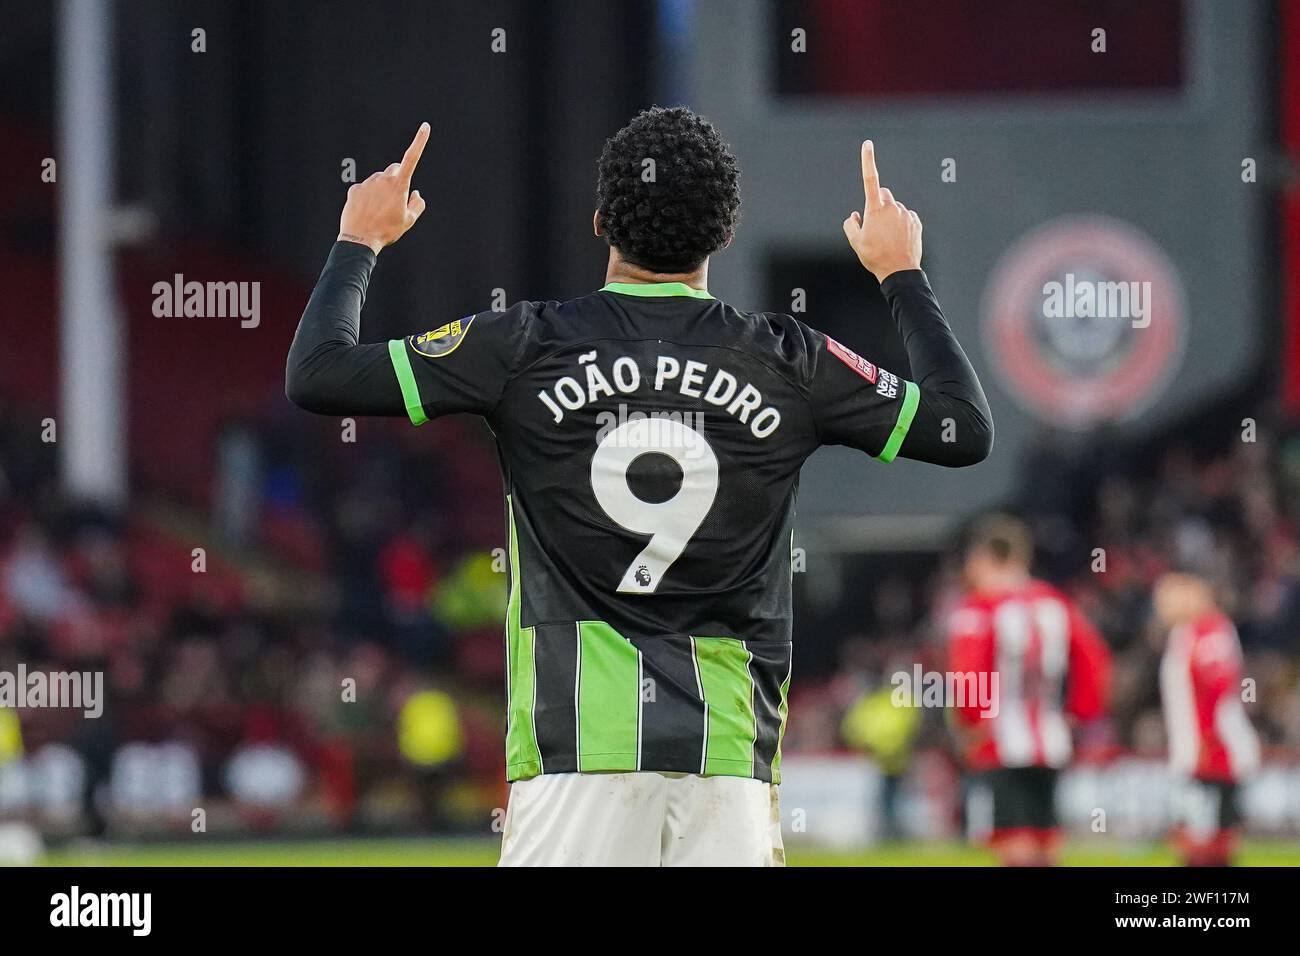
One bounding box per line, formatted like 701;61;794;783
387;339;429;426
876;380;919;463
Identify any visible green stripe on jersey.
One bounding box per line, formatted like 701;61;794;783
694;637;757;776
576;621;641;771
771;666;793;784
504;497;542;777
387;339;429;426
876;379;919;463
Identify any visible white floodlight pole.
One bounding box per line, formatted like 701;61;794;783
56;0;126;508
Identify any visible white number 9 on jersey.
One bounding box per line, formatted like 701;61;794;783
590;418;719;594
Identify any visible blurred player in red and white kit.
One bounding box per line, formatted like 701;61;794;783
1154;572;1260;866
947;516;1111;866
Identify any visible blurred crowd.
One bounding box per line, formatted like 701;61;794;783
0;397;511;836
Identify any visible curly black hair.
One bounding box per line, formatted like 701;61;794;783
596;106;741;274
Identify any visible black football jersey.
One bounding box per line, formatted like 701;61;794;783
386;280;919;783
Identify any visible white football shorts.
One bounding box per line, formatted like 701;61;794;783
499;770;784;867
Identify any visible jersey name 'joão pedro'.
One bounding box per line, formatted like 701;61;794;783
536;349;783;439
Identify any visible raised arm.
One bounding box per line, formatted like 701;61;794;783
817;140;992;466
878;268;993;466
285;123;430;415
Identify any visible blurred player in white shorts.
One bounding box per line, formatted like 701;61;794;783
1155;572;1260;866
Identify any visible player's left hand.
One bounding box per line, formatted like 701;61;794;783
338;122;430;255
842;140;923;282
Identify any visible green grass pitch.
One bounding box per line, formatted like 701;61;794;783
35;839;1300;867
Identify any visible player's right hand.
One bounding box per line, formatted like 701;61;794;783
337;122;430;255
842;140;923;282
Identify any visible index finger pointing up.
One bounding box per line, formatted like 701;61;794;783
399;122;431;183
861;139;880;209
